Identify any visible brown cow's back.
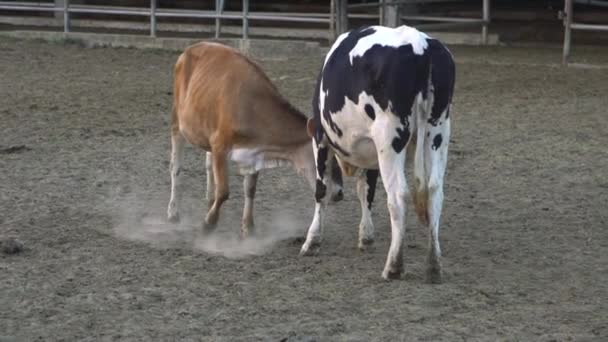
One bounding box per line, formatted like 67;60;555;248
172;42;309;152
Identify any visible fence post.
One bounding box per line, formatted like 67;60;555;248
215;0;225;39
336;0;348;34
482;0;490;44
54;0;64;21
562;0;573;65
330;0;336;41
63;0;69;33
150;0;156;37
242;0;249;39
383;2;399;27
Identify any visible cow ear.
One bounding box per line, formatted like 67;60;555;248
306;118;316;138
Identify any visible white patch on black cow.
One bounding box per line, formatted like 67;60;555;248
348;25;429;64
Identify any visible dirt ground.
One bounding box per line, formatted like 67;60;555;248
1;36;607;341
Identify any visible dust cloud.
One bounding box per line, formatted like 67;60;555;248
109;192;308;259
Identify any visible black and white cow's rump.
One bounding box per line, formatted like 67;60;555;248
302;25;455;283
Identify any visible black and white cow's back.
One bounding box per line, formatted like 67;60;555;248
302;25;455;283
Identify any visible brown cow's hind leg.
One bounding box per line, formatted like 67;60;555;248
203;150;229;233
205;152;214;208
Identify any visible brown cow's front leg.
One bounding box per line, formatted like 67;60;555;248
330;159;344;202
356;169;379;251
240;172;259;239
203;150;229;234
167;130;185;223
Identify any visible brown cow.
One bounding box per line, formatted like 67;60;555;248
166;42;343;238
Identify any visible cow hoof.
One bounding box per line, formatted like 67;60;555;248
201;221;217;235
381;269;402;280
358;238;374;252
382;269;402;280
382;263;403;280
331;189;344;202
167;212;180;224
240;226;254;240
299;239;321;256
425;266;443;284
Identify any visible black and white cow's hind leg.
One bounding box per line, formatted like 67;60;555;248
424;109;450;284
300;140;336;256
413;96;451;284
356;169;379;251
373;118;411;280
240;171;259;239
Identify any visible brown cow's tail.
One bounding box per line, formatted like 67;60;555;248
170;102;179;136
171;52;191;136
170;55;182;136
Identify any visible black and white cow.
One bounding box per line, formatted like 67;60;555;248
302;25;455;283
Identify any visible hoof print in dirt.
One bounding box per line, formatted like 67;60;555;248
0;145;31;154
279;331;317;342
1;238;24;255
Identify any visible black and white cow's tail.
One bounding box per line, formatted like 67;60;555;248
412;42;455;228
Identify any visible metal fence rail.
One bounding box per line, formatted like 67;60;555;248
349;0;491;44
0;1;492;44
0;0;336;40
561;0;608;64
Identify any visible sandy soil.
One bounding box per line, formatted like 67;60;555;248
1;36;607;341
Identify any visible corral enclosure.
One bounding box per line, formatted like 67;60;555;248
1;36;608;341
